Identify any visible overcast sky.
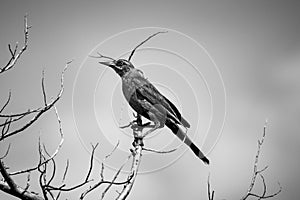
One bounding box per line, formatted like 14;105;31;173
1;1;299;200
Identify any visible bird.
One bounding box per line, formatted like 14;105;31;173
97;32;209;164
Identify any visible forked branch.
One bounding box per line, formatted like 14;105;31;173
207;121;282;200
241;121;282;199
0;61;72;141
0;14;31;74
128;31;167;61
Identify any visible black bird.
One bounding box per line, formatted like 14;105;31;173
97;32;209;164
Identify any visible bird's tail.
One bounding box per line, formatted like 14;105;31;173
165;120;209;165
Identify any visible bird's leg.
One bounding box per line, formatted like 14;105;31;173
142;120;160;138
135;113;151;127
119;113;151;129
119;113;142;129
135;113;142;126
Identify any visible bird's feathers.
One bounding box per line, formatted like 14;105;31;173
124;71;190;128
121;68;209;164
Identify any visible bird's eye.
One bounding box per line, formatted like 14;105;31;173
116;60;123;66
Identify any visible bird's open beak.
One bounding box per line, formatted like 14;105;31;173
99;61;116;68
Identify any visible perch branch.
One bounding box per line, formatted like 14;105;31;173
115;117;148;200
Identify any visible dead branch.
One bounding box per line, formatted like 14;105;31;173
207;175;215;200
115;116;148;200
0;61;72;141
128;31;167;61
41;144;98;194
0;91;11;113
207;121;282;200
79;142;133;200
142;147;177;154
241;121;282;199
0;14;31;74
0;161;44;200
89;52;116;61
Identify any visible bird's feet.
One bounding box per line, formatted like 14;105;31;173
119;113;152;129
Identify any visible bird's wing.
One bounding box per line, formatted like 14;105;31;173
133;76;190;128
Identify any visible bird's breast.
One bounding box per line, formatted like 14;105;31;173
122;77;137;102
121;69;145;102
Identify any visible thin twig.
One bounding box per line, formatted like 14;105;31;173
0;15;30;74
100;154;132;200
142;147;177;154
128;31;167;61
115;119;147;200
207;175;215;200
0;108;41;118
41;70;47;106
240;120;282;200
0;144;11;159
89;52;116;61
0;61;72;141
0;91;11;113
44;143;98;195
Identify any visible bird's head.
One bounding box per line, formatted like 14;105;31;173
99;59;134;77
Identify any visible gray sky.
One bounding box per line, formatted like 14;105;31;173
1;0;299;199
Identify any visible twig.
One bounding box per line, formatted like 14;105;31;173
0;160;44;200
142;147;177;154
41;70;47;106
115;120;146;200
0;91;11;113
62;160;69;182
240;121;282;200
0;15;31;74
128;31;167;61
44;143;98;194
0;108;41;118
9;104;67;176
79;141;131;200
0;61;72;141
0;144;11;159
89;52;116;61
207;175;215;200
100;154;132;200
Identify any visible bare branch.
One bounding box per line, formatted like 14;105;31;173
100;155;132;200
105;140;120;160
0;91;11;113
0;160;44;200
142;147;177;154
79;141;135;200
0;61;72;141
89;52;116;61
0;144;11;159
42;143;98;196
9;104;67;176
0;108;41;118
115;119;147;200
240;121;282;200
1;117;12;138
0;15;30;74
23;172;31;194
128;31;167;61
207;175;215;200
62;160;69;182
0;161;18;192
85;143;98;182
41;70;47;106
